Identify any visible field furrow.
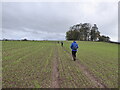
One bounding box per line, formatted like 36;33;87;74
2;41;118;88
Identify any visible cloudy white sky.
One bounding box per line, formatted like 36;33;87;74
1;0;119;41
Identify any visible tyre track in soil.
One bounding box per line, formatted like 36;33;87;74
51;45;60;88
62;47;107;88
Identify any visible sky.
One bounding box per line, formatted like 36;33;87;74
1;0;119;41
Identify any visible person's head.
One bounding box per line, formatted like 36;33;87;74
73;40;76;43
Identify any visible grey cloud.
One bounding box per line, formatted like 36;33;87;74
2;2;118;41
2;28;65;40
118;1;120;42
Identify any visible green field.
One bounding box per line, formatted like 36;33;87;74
2;41;118;88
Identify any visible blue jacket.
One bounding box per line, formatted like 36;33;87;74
70;41;78;51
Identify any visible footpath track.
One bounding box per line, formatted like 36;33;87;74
62;46;107;88
51;45;60;88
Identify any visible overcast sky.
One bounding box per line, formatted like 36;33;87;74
1;0;118;41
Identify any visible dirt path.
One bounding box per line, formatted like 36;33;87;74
63;47;107;88
51;45;60;88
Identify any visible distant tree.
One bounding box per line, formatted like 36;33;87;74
106;36;110;42
66;23;91;41
98;35;110;42
66;23;110;42
3;38;8;41
66;30;73;40
90;24;100;41
66;30;80;40
80;23;91;41
22;38;28;41
72;30;80;40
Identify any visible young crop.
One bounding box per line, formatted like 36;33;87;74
2;41;118;88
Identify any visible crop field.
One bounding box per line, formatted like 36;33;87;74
2;41;118;88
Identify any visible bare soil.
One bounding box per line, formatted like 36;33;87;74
51;45;60;88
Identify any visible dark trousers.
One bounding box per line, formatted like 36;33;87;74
72;51;77;60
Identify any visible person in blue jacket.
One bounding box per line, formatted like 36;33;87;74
70;41;79;61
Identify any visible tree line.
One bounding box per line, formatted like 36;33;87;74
2;38;28;41
66;23;110;42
